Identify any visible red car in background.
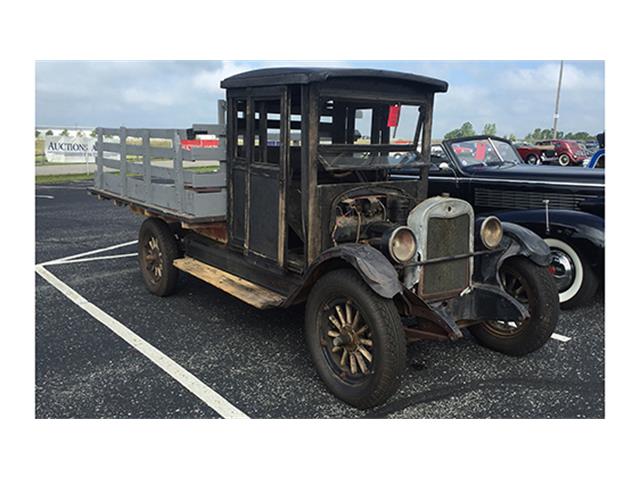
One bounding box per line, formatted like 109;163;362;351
535;139;588;166
513;142;550;165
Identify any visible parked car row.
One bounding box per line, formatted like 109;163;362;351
514;139;591;166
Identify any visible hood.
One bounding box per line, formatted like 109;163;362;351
468;164;604;188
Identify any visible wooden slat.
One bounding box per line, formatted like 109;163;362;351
102;157;122;170
183;144;227;162
173;257;285;309
184;169;226;188
96;128;104;189
126;128;180;138
119;127;127;196
101;128;121;136
190;124;226;136
126;144;175;158
102;142;123;153
102;141;173;157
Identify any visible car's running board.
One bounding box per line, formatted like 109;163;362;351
173;257;286;309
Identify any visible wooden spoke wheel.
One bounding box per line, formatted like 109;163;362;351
322;299;375;380
305;269;406;409
137;218;180;297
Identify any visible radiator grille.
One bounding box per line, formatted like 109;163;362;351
474;188;598;211
421;215;471;298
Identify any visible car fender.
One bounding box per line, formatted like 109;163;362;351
492;209;604;271
284;243;403;306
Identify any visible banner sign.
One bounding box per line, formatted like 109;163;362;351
45;136;97;163
180;139;220;151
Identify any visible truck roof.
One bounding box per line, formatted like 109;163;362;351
220;67;449;92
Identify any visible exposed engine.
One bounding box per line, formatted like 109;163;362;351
331;194;411;246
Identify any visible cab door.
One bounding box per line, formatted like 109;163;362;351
246;88;288;266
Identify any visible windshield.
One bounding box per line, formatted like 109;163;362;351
317;99;426;170
448;138;522;169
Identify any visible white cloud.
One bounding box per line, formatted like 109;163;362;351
502;62;603;92
192;59;353;94
122;87;176;106
192;60;251;93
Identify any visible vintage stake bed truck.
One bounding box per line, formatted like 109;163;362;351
90;68;559;408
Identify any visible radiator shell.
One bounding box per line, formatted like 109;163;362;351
406;197;474;300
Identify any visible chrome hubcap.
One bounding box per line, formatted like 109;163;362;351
548;249;575;292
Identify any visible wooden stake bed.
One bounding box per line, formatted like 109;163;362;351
173;257;286;309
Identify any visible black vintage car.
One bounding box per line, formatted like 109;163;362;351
396;135;604;308
91;71;560;409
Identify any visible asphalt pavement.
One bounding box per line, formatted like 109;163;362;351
35;182;605;418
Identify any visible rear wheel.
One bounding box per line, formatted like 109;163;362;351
558;153;571;166
469;257;559;356
544;238;598;309
138;218;180;296
305;269;406;409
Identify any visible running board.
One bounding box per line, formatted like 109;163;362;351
173;257;286;309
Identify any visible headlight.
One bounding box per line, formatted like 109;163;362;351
480;216;503;249
388;227;417;263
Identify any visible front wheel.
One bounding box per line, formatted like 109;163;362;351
469;257;559;356
305;269;406;409
525;154;538;165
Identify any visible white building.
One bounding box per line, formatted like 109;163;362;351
36;126;95;137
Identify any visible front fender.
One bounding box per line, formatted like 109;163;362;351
473;220;551;285
284;243;402;306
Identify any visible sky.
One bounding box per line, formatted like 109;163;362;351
35;60;604;139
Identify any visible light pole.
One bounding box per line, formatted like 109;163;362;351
552;60;564;139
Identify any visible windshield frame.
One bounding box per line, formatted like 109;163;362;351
443;136;523;171
315;95;428;171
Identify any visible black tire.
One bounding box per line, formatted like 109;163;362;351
469;257;559;356
525;154;538;165
558;154;571;166
544;238;598;309
138;218;180;297
305;269;406;409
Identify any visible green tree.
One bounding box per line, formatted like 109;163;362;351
35;130;41;138
482;123;497;136
77;130;84;137
506;133;517;142
60;128;69;136
460;122;475;137
444;121;476;140
564;131;594;141
45;130;53;136
90;129;97;138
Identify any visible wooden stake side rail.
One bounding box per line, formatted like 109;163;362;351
94;124;227;221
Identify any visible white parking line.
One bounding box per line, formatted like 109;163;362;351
52;252;138;265
35;264;249;419
551;333;572;343
36;194;55;199
39;240;138;266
